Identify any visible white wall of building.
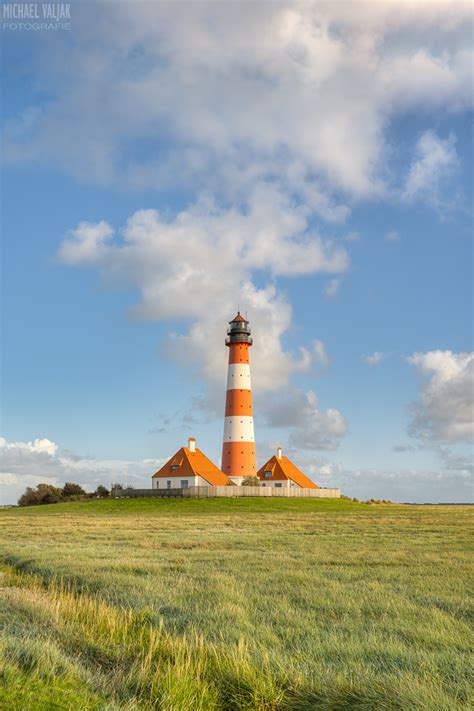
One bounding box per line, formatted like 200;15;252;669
260;478;293;488
152;475;211;489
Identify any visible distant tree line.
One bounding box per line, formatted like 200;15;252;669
18;482;110;507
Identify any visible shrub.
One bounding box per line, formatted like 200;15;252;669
95;485;110;498
18;484;64;507
63;482;86;497
241;476;260;487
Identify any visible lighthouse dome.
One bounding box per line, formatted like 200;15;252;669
229;311;247;323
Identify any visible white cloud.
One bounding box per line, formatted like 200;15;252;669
384;230;400;242
324;278;341;298
57;221;114;265
0;437;58;456
261;388;347;451
438;447;473;476
57;186;348;397
3;2;471;211
284;450;473;503
362;352;386;366
0;436;166;506
312;340;330;368
408;350;474;443
336;466;473;504
403;131;459;204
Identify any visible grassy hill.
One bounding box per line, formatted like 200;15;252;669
0;498;472;710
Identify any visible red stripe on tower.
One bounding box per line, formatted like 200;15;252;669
221;312;257;485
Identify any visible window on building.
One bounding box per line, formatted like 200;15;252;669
171;465;179;471
167;481;171;489
264;471;272;478
275;483;282;488
181;480;189;489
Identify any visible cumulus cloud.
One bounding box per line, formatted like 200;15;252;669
57;221;114;265
261;388;347;451
0;437;58;456
0;436;165;506
3;2;471;210
407;350;474;444
403;131;459;204
57;186;348;397
362;352;386;366
384;230;400;242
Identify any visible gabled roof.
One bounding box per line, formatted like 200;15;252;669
257;455;319;489
152;446;231;486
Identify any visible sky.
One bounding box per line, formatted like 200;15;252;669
1;0;473;504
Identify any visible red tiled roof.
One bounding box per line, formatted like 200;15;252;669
257;455;319;488
152;446;231;486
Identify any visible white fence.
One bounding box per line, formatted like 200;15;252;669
183;486;340;498
113;486;340;499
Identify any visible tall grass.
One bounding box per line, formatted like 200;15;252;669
0;499;472;709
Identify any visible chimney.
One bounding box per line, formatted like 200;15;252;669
188;437;196;453
277;447;282;460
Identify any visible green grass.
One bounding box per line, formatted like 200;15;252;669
0;498;472;709
1;496;360;516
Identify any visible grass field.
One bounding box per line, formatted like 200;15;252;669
0;498;472;710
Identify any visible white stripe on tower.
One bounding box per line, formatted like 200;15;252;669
223;416;255;442
226;364;251;390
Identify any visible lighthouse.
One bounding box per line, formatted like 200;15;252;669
221;312;257;485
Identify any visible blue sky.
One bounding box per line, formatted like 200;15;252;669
1;1;472;504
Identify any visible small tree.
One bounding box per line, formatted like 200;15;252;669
111;483;123;491
37;483;64;504
18;487;41;507
62;482;86;497
241;476;260;487
95;485;109;498
18;483;63;506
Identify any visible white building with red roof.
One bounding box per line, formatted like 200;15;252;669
257;447;319;489
152;437;232;490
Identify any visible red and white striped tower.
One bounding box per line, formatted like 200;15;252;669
221;312;257;485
